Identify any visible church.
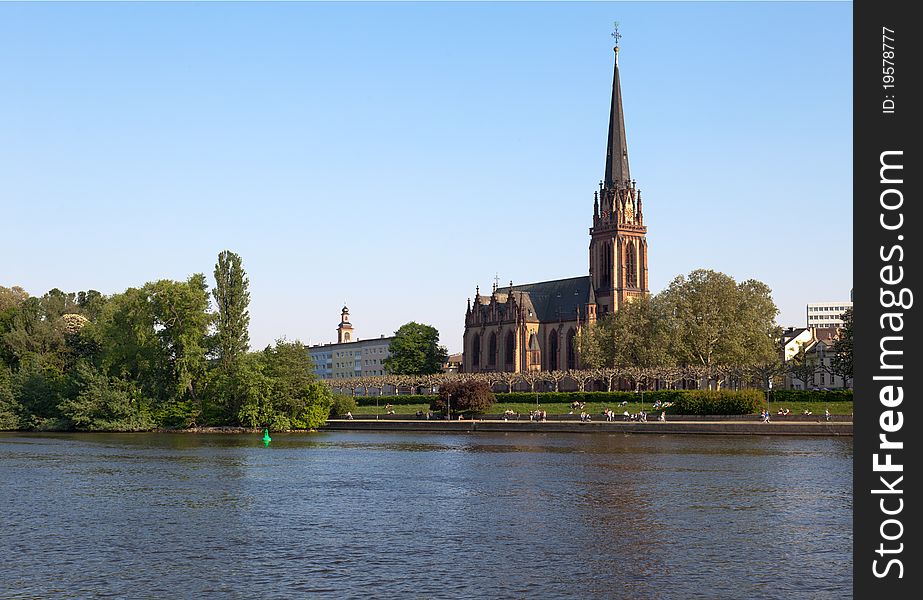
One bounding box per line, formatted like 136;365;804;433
463;37;650;373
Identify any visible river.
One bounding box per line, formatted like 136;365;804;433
0;431;851;599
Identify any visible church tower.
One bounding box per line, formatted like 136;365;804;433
336;305;353;343
588;28;649;315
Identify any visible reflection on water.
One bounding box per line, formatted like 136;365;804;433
0;431;851;599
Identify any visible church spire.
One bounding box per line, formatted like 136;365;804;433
604;23;630;188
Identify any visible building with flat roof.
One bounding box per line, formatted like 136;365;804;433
806;301;852;329
308;306;393;380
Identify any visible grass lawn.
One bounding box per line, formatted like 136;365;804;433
350;400;854;417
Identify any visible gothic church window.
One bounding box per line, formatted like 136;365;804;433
547;329;559;371
505;331;515;368
528;333;540;366
626;240;637;288
566;328;577;370
488;333;497;367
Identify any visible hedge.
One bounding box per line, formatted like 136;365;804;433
489;390;687;405
355;395;437;407
769;389;853;403
352;389;774;414
668;389;764;415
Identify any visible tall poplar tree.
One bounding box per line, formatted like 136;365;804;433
212;251;250;369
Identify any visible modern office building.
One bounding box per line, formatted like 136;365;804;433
806;301;852;329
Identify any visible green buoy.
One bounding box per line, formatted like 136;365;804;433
262;428;272;444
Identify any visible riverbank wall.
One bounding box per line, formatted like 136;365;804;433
322;418;852;436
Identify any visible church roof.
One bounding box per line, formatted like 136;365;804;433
501;276;590;323
604;44;630;188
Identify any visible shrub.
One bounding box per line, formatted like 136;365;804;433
330;394;357;417
432;380;496;415
671;389;764;415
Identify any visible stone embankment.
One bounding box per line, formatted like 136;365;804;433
322;417;852;436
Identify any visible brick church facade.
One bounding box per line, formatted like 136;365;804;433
463;40;649;373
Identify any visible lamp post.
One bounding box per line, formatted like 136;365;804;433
446;393;451;421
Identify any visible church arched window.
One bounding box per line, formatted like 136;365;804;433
488;333;497;368
528;333;540;366
504;331;515;369
547;329;559;371
471;333;481;369
626;240;637;288
566;328;577;370
600;243;612;288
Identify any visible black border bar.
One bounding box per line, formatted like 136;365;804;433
854;0;919;596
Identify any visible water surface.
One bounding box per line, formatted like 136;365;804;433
0;432;852;599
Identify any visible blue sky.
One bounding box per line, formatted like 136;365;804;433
0;1;852;354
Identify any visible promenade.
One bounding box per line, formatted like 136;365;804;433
322;416;853;436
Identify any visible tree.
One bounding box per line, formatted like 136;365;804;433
98;287;163;401
0;367;23;430
11;353;67;427
58;362;153;431
212;250;250;369
289;381;332;430
233;356;275;428
583;295;672;377
788;347;818;390
148;275;212;404
660;269;779;387
383;322;448;375
431;379;495;416
831;307;853;387
260;339;316;425
97;276;211;424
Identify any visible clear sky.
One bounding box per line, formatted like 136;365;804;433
1;1;852;354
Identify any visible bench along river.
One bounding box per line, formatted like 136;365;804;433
0;431;851;599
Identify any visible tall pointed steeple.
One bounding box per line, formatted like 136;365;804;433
589;23;649;317
604;25;630;188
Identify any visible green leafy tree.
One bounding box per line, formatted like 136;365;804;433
12;353;67;427
431;379;495;416
660;269;779;387
579;295;671;386
260;338;316;424
212;250;250;369
148;275;212;409
831;307;853;386
289;381;332;430
58;362;153;431
383;322;448;375
2;296;67;370
98;276;211;425
98;287;164;401
0;367;24;430
234;356;276;428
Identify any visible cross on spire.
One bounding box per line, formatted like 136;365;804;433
605;21;630;187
